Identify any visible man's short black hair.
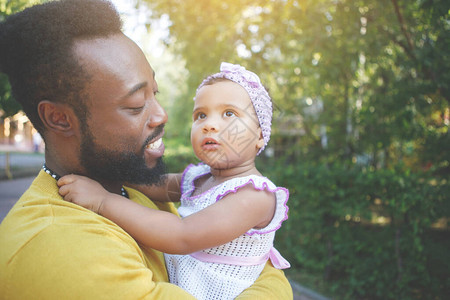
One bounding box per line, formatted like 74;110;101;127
0;0;122;134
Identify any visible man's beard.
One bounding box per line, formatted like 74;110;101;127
79;126;167;186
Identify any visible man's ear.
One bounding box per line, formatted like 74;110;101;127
38;101;78;137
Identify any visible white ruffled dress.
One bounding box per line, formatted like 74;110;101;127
164;163;290;300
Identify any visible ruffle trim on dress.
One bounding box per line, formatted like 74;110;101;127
214;176;289;236
180;163;195;196
180;163;214;200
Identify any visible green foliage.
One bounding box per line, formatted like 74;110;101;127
146;0;449;171
162;136;198;173
258;158;449;299
0;73;21;117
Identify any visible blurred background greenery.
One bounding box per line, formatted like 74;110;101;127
1;0;449;299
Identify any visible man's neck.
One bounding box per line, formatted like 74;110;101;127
44;154;126;197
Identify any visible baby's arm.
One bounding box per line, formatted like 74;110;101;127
127;173;182;202
57;175;111;213
58;174;275;255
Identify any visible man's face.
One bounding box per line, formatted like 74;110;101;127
73;34;168;185
79;124;166;185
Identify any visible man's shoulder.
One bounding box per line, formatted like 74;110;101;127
0;174;140;265
0;197;172;299
0;194;138;262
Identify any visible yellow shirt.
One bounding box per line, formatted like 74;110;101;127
0;170;292;299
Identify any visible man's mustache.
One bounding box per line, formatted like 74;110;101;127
143;124;165;150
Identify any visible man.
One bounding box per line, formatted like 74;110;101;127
0;0;293;299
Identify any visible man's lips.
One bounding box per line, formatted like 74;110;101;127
145;137;162;150
144;134;165;160
144;126;165;155
146;137;163;150
144;126;165;151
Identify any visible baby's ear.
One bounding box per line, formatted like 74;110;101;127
256;129;265;150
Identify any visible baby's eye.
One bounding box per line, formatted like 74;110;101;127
195;112;207;120
224;111;235;117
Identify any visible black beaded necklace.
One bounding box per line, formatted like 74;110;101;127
42;164;129;198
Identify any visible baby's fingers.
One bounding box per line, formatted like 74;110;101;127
58;184;71;199
57;174;77;187
57;175;80;201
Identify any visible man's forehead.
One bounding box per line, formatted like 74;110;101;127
72;33;137;64
72;34;154;81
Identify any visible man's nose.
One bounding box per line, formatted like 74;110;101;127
148;99;168;127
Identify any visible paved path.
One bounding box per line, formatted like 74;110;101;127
0;176;34;222
0;152;44;169
0;151;44;180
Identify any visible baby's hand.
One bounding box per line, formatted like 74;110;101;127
57;174;111;214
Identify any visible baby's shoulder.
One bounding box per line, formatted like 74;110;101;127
183;163;210;177
181;163;210;183
228;174;278;191
216;174;281;199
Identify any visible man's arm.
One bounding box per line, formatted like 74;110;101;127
237;261;293;299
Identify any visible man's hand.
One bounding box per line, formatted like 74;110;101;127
58;175;111;214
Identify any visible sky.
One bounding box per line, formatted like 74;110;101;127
109;0;189;117
110;0;169;57
110;0;146;42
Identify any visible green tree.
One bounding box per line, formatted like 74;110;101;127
145;0;449;172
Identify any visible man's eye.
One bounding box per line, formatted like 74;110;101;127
129;106;144;113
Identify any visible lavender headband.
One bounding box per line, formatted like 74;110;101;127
196;62;272;155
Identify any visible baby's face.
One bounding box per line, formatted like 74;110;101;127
191;80;264;170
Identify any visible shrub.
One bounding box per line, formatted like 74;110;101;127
258;158;449;299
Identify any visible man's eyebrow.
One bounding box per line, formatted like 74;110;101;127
122;81;148;99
